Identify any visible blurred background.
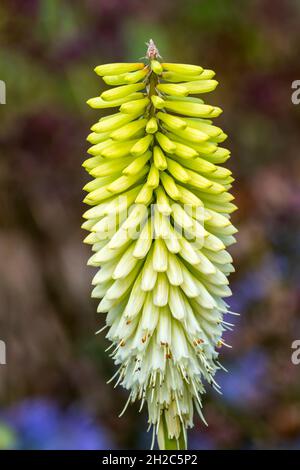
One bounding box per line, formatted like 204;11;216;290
0;0;300;450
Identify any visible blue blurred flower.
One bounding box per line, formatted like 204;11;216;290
1;398;112;450
216;350;268;409
189;432;216;450
229;254;283;315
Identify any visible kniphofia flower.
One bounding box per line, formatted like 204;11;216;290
83;40;237;450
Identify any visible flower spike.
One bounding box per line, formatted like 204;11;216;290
83;40;237;450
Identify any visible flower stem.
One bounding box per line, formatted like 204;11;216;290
157;415;187;450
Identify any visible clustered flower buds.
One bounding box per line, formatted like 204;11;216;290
83;40;237;450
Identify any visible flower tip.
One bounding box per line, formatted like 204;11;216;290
94;65;104;75
146;39;161;60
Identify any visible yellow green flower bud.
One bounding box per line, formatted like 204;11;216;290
161;68;215;82
145;117;158;134
182;118;222;137
107;167;149;194
101;83;145;101
94;62;145;76
130;134;153;156
125;68;149;83
162;62;203;75
92;112;140;133
153;145;167;170
110;118;147;141
120;97;149;114
102;68;148;86
87;139;113;156
162;123;208;142
86;131;110;144
173;141;199;159
151;60;163;74
160;172;180;199
166;158;190;183
90;157;133;177
87;92;144;109
135;184;154;205
151;95;165;109
164;99;214;117
157;111;187;130
155;132;176;153
183;79;219;94
123;151;151;175
146;164;160;188
156;83;188;96
101;140;139;159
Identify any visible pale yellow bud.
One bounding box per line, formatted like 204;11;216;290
94;62;145;76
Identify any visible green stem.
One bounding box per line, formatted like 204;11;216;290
165;433;186;450
157;414;187;450
147;71;158;118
